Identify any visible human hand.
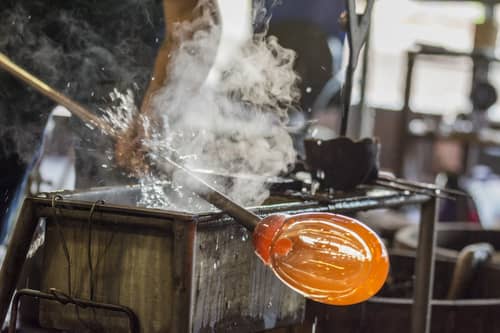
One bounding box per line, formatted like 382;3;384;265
115;116;150;176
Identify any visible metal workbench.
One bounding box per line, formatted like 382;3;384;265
0;185;437;332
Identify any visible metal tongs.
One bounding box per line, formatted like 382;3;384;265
304;0;379;191
335;1;469;200
340;0;374;136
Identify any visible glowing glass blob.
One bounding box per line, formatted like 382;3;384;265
253;213;389;305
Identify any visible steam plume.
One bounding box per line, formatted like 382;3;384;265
138;0;300;210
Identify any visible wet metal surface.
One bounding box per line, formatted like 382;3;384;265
1;185;432;332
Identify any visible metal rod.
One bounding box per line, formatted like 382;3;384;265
374;180;454;200
398;52;415;176
411;197;439;333
0;199;37;326
155;159;261;231
340;61;353;136
0;52;114;135
378;174;468;197
9;288;140;333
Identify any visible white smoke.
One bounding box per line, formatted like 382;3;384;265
140;0;300;209
0;0;161;173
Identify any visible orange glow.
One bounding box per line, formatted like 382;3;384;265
253;213;389;305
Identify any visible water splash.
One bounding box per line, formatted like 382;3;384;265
101;88;138;136
99;0;300;212
141;0;299;210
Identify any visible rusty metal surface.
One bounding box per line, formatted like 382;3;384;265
10;185;432;332
191;223;304;332
37;214;174;332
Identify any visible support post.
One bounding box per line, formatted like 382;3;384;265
411;197;439;333
0;198;37;326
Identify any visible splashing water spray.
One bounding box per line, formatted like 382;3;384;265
0;0;389;305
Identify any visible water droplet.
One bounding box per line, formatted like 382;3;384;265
101;164;108;169
306;87;312;93
316;140;322;146
241;234;249;242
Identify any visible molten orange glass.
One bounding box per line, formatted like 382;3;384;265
253;213;389;305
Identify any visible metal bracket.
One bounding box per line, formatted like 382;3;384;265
9;288;140;333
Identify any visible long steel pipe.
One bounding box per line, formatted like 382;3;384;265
411;197;439;333
0;53;114;135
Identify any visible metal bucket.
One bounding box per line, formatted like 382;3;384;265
19;186;307;333
395;223;500;263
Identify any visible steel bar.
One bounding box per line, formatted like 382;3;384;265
0;52;114;135
378;174;468;197
340;0;374;136
155;158;261;231
171;221;196;332
0;199;37;326
397;52;415;176
9;288;140;333
411;197;439;333
374;180;454;200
